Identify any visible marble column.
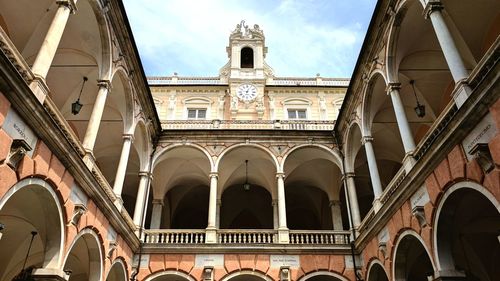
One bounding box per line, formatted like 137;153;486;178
150;199;163;229
344;173;361;228
388;83;416;153
31;0;77;78
276;173;289;243
272;199;279;230
112;134;134;197
215;199;221;228
82;80;111;152
133;172;152;227
362;136;384;201
424;0;469;82
276;173;287;229
207;173;218;229
330;200;343;230
29;0;78;102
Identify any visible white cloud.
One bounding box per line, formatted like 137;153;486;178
123;0;376;77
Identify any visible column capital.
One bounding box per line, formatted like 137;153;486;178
97;79;112;90
329;200;342;207
138;171;153;180
56;0;78;14
343;172;355;179
276;172;285;179
152;198;164;205
386;82;401;92
423;0;444;19
209;172;218;179
361;136;374;145
123;134;134;142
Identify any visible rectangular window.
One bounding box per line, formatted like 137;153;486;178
287;109;307;119
187;109;207;119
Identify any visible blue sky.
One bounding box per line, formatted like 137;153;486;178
123;0;377;78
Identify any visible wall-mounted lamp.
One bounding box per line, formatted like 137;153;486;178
243;160;250;191
71;76;88;115
410;80;425;118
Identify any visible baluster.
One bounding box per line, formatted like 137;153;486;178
299;234;303;244
319;234;324;244
252;233;255;243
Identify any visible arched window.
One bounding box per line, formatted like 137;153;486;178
240;47;254;68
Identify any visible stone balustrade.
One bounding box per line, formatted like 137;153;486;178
143;229;206;244
161;119;335;131
218;229;276;244
288;230;351;245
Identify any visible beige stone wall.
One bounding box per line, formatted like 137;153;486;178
150;86;346;121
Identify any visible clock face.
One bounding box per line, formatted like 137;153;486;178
237;84;258;102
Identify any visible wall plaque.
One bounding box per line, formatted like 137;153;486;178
410;185;430;208
3;109;38;157
270;255;300;268
195;254;224;267
462;113;497;160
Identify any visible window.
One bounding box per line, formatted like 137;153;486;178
287;109;307;119
187;109;207;119
241;47;254;68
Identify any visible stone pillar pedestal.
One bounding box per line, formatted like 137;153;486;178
32;268;70;281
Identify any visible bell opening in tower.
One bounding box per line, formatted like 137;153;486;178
241;47;254;68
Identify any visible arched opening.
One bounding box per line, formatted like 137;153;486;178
283;146;343;230
106;260;127;281
151;146;212;229
364;74;404;187
299;271;348;281
436;186;500;280
223;272;270;281
394;234;434;281
218;145;277;229
63;230;102;281
367;263;389;281
0;180;63;281
145;270;194;281
240;47;254;68
221;184;272;229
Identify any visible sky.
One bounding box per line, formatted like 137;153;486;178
123;0;377;78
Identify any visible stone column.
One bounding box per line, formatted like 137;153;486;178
272;199;279;230
82;80;111;152
362;136;384;209
133;172;152;227
112;134;134;197
206;173;218;243
276;173;289;243
344;173;361;229
215;199;221;228
329;200;343;230
150;199;163;229
29;0;78;102
424;1;468;82
387;83;416;153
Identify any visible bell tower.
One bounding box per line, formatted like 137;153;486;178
220;21;274;120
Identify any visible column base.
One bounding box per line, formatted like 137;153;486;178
82;150;95;169
432;270;466;281
373;197;382;213
29;75;50;103
113;196;124;211
205;228;218;243
402;152;416;173
277;228;289;244
452;80;472;108
32;268;70;281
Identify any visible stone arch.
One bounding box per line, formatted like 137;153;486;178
220;270;272;281
85;0;113;80
216;143;279;173
0;178;65;281
344;120;363;173
144;270;196;281
433;181;500;280
297;271;349;281
153;143;214;172
281;144;343;172
62;228;103;281
366;260;389;281
110;67;135;133
361;70;388;137
106;258;128;281
392;230;435;281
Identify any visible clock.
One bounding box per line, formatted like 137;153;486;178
236;84;258;102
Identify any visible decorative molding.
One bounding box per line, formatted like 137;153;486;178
69;204;87;226
5;139;32;169
411;205;427;228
